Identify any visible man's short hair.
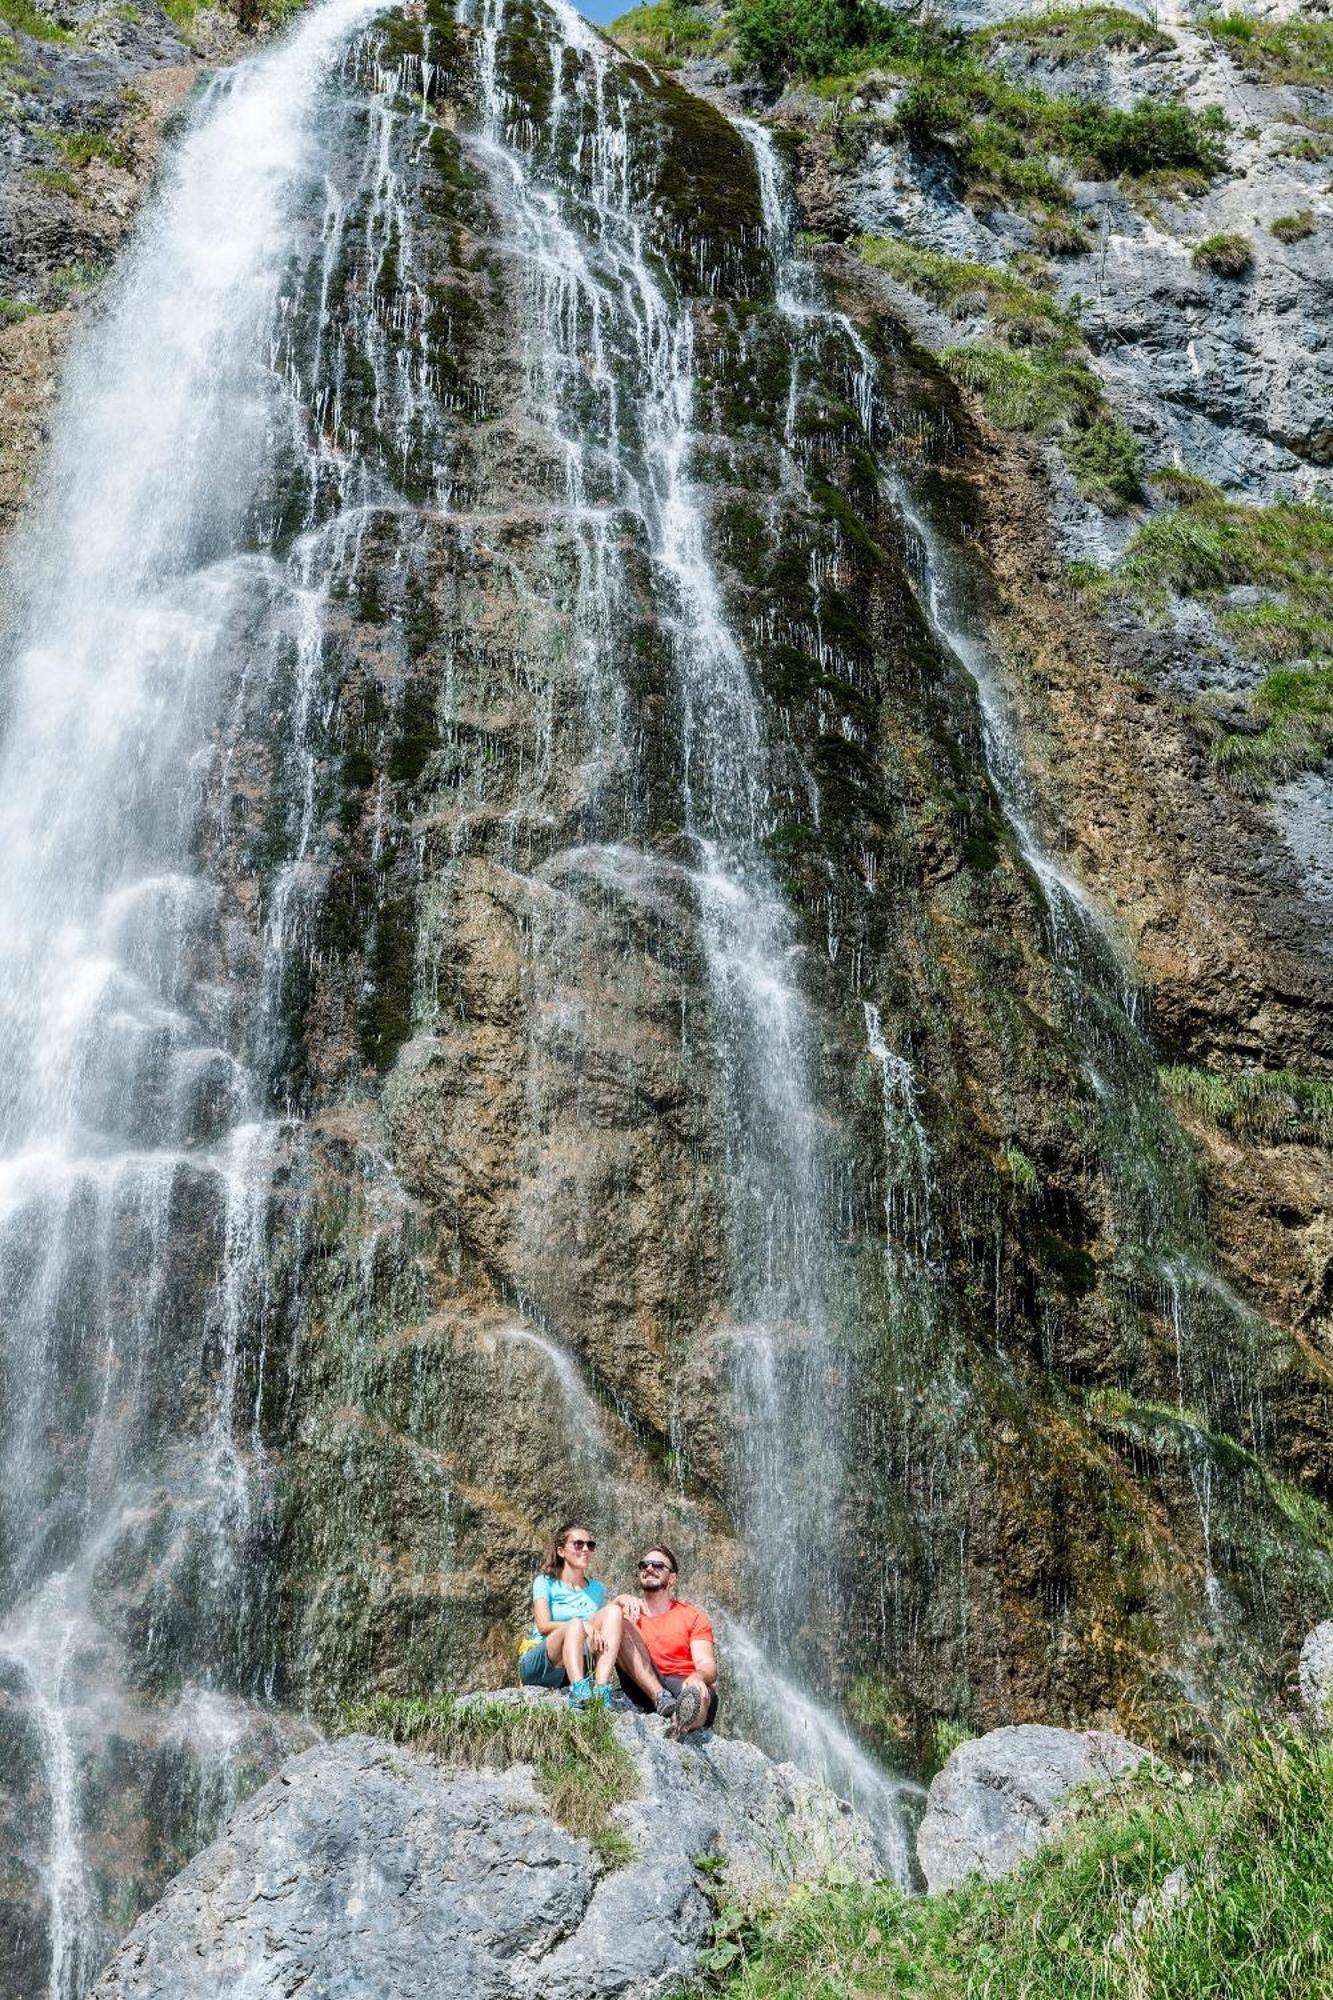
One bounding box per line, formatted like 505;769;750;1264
642;1543;678;1574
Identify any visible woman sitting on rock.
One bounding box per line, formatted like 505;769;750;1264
517;1520;625;1709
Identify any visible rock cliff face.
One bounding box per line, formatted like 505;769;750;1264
2;0;1333;1990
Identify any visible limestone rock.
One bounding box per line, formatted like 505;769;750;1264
917;1724;1149;1893
1299;1621;1333;1717
92;1701;879;1998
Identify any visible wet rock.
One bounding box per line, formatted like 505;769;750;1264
917;1724;1149;1892
92;1703;879;1999
1299;1620;1333;1717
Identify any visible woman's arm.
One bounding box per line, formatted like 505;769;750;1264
532;1582;558;1636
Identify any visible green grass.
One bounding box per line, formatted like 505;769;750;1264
982;5;1174;58
0;0;69;40
342;1694;640;1867
1159;1064;1333;1144
609;0;717;68
1206;9;1333;85
1278;132;1333;163
702;1728;1333;1999
1192;231;1253;276
1271;209;1316;245
856;236;1140;507
1114;498;1333;780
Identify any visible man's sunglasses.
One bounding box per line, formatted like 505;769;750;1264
638;1558;670;1572
566;1537;596;1551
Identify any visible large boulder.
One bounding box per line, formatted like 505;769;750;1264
1300;1622;1333;1718
917;1724;1148;1894
92;1696;878;1998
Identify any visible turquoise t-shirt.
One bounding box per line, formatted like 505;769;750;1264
531;1572;606;1641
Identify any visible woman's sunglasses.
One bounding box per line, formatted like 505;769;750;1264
566;1538;596;1551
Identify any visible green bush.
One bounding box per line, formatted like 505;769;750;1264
983;5;1174;59
731;0;934;85
611;0;715;69
1192;231;1253;275
1063;416;1144;509
705;1728;1333;1999
0;0;69;40
1271;208;1315;244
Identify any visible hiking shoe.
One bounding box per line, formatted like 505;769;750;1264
671;1683;704;1735
591;1685;613;1711
654;1688;679;1720
567;1676;593;1708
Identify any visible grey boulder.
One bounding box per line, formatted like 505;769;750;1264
917;1724;1148;1893
92;1698;879;1998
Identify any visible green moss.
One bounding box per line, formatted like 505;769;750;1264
1159;1065;1333;1145
358;893;417;1071
29;165;79;198
1208;10;1333;85
1271;209;1316;245
1192;231;1253;276
1037;1228;1097;1298
47;127;128;169
0;296;38;324
341;1695;640;1868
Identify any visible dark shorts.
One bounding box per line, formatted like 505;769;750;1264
518;1641;567;1691
619;1670;718;1725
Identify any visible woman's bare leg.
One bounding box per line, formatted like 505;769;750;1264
590;1602;623;1687
544;1617;587;1683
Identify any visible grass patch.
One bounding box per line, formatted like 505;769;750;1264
1271;209;1315;245
1159;1064;1333;1145
857;236;1141;506
0;296;38;325
342;1694;640;1868
704;1728;1333;1999
610;0;717;68
1192;231;1253;276
1207;10;1333;86
0;0;69;40
1278;132;1333;163
983;5;1174;58
1122;499;1333;600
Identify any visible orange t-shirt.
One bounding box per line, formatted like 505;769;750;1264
639;1599;714;1679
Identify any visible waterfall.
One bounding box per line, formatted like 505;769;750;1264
0;1;394;1987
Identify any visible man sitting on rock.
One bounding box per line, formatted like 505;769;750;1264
615;1544;718;1736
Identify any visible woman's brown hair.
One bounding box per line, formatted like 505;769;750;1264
540;1521;592;1580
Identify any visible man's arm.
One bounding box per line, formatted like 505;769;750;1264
689;1637;717;1686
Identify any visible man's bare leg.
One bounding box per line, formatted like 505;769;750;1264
615;1622;668;1704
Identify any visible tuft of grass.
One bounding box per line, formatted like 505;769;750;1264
854;235;1079;345
983;5;1175;59
0;296;37;325
1159;1063;1333;1144
1270;208;1316;245
941;341;1099;433
1207;10;1333;85
342;1693;640;1867
1034;212;1092;256
1192;231;1253;276
0;0;69;40
1003;1144;1040;1198
1278;132;1333;163
1122;499;1333;599
1150;466;1225;507
706;1727;1333;1999
1211;668;1333;782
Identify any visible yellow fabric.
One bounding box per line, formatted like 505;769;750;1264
516;1632;544;1659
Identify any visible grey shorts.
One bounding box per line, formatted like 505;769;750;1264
518;1641;566;1691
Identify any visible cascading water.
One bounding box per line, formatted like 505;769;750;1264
0;3;405;1986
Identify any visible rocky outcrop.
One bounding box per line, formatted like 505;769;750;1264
92;1703;878;1999
917;1724;1149;1892
1299;1620;1333;1717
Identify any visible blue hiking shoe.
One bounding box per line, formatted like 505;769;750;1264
591;1685;613;1711
567;1676;593;1708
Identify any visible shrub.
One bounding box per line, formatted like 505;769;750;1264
342;1694;641;1867
1063;416;1144;509
1151;466;1226;506
731;0;935;86
1035;213;1092;256
1192;231;1253;275
1065;98;1228;179
0;0;69;40
611;0;715;69
1271;208;1315;244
